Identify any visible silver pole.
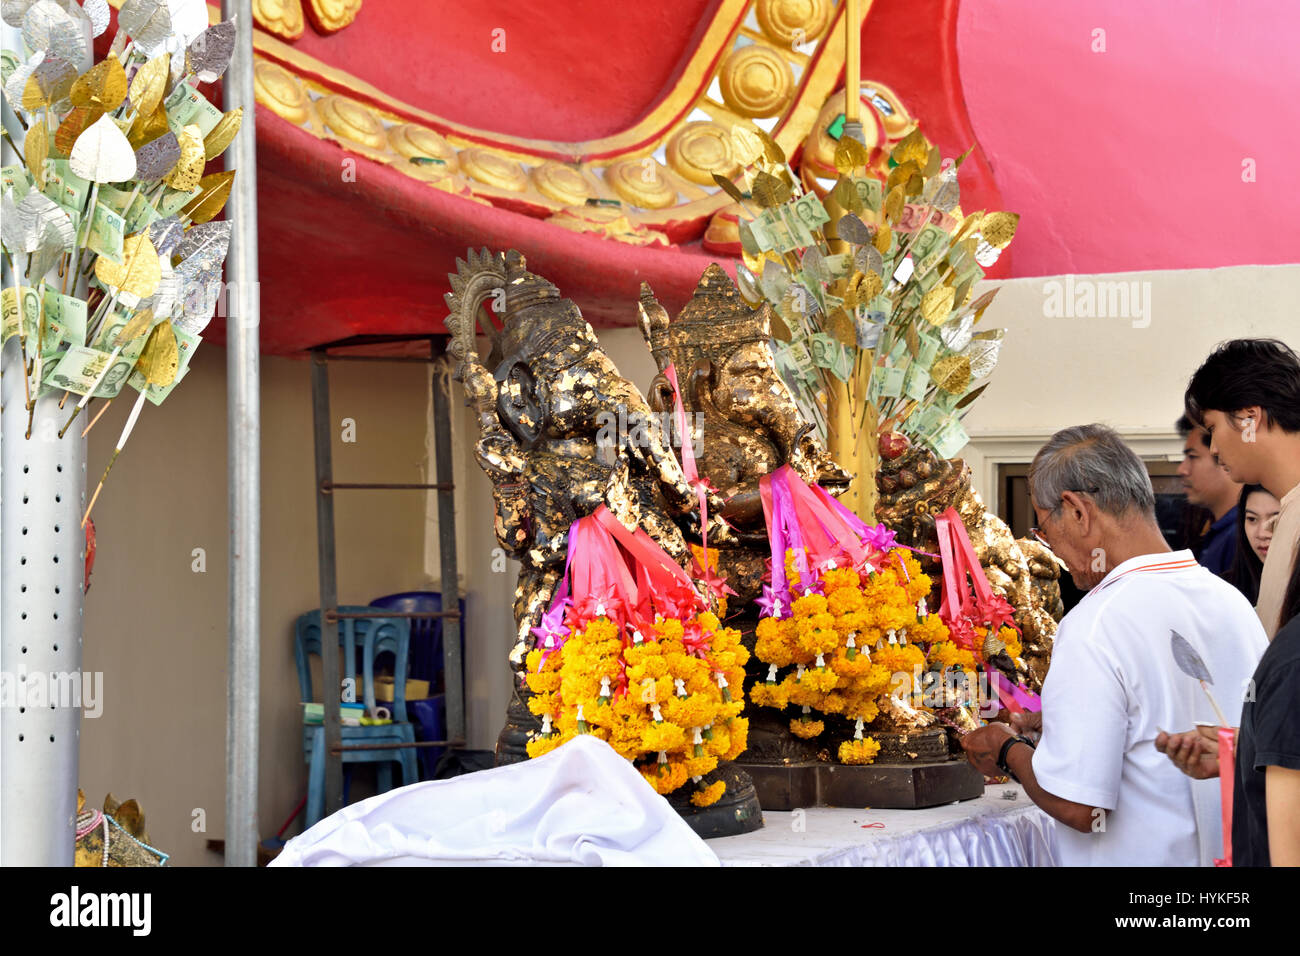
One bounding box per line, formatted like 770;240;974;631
0;19;86;869
223;0;262;868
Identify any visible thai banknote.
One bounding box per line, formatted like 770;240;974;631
43;288;88;347
87;201;126;263
46;345;114;395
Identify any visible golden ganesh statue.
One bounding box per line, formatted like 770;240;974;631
445;249;765;836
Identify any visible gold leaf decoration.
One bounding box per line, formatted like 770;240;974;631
203;107;243;161
129;104;171;150
70;54;128;114
754;127;787;166
711;172;746;205
891;127;930;168
24;123;48;183
886;160;919;196
163;124;204;192
750;170;790;208
954;382;988;410
833;136;869;175
905;323;919;358
179;170;236;223
924;145;941;177
931;354;971;394
769;308;793;342
981;211;1019;249
857;269;883;301
136;319;178;387
829;176;863;214
730;126;765;167
55;107;104;156
128;54;170;119
95;234;161;299
114;308;155;347
826;307;856;346
872;222;892;253
920;284;956;325
884;185;904;225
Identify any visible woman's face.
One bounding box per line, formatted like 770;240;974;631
1244;489;1281;563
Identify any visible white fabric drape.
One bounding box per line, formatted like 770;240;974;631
270;736;720;867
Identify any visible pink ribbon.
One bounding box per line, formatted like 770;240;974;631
1214;727;1235;866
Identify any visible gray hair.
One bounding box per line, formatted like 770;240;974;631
1028;424;1155;518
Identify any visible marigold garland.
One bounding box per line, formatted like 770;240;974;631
753;548;961;759
525;610;749;797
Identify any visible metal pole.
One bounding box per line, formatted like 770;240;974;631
430;347;464;745
310;352;343;814
0;18;85;870
223;0;262;868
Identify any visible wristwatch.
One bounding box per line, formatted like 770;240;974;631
996;734;1036;781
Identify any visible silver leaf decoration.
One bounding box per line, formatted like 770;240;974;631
134;130;181;181
939;313;974;352
1171;630;1215;684
186;18;236;84
148;215;185;256
22;0;91;74
1;0;39;28
174;219;231;266
854;243;884;277
82;0;109;37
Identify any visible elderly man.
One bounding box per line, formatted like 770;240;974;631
961;424;1266;866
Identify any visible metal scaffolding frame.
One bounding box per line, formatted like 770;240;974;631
309;335;465;818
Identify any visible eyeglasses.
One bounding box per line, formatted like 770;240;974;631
1028;526;1051;548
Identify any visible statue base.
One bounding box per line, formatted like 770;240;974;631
743;758;985;811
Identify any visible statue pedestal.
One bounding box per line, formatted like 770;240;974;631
743;759;985;811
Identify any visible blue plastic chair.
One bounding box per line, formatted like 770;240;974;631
295;608;420;827
369;591;465;779
368;591;464;690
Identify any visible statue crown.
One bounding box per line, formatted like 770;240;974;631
640;264;773;361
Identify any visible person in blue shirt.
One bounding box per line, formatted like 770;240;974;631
1176;414;1242;575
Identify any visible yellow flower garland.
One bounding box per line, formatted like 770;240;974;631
752;549;957;762
524;610;749;797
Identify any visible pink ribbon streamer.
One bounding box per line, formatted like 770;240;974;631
1214;727;1235;867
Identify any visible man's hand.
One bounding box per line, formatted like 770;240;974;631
1154;728;1222;780
960;721;1015;777
1010;710;1042;740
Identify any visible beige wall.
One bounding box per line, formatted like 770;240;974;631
80;350;432;866
76;262;1298;866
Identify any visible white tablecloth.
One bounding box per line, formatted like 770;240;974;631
710;784;1060;866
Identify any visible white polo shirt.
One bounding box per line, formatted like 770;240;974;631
1031;550;1267;866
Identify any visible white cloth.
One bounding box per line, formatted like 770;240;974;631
711;785;1058;867
1032;550;1267;866
271;736;720;866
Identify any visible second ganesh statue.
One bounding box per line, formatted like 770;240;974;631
444;248;761;836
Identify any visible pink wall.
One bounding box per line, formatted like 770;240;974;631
958;0;1300;276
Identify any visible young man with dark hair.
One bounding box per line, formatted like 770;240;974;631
1184;338;1300;638
1175;414;1242;574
